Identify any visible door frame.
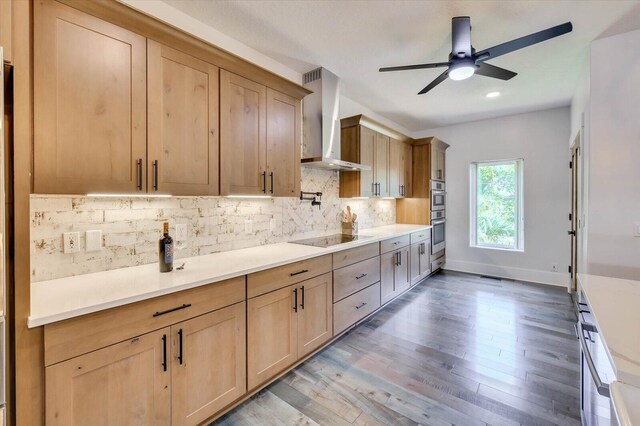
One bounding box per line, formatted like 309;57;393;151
569;131;581;292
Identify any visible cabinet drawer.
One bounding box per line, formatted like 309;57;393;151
333;282;380;335
44;277;245;366
332;242;379;269
431;255;446;272
410;229;431;244
333;256;380;302
247;254;332;298
380;235;410;254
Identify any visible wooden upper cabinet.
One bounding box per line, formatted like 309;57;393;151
247;284;297;390
297;273;333;358
34;0;147;194
389;138;411;198
266;88;301;196
357;126;376;197
403;142;413;197
374;132;390;197
46;328;171;425
0;0;11;63
430;139;448;181
171;302;246;426
147;40;219;196
220;70;267;195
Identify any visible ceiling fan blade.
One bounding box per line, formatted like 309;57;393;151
452;16;472;57
379;62;449;72
475;62;517;80
418;70;449;95
474;22;572;62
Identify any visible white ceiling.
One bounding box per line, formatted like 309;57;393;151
164;0;639;132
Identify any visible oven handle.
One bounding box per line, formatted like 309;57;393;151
576;322;610;398
432;219;446;225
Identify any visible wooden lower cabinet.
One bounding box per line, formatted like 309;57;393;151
46;327;171;425
410;242;431;286
381;247;410;305
171;302;246;426
247;284;297;390
247;272;333;390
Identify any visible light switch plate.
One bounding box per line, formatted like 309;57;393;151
85;230;102;252
63;232;80;254
175;224;188;241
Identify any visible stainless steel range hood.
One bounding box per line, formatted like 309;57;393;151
301;68;370;171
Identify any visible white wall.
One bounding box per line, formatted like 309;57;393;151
585;29;640;280
417;108;571;287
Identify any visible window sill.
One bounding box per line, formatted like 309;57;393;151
470;245;524;253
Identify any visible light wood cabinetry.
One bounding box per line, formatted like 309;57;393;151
333;282;380;335
0;0;11;63
333;256;381;302
340;115;412;198
247;254;332;298
148;40;219;196
247;272;332;390
171;302;246;426
381;246;410;305
34;0;147;194
266;88;301;196
409;242;431;286
431;140;447;181
220;70;267;196
46;327;171;425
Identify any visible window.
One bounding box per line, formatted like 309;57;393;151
470;159;524;251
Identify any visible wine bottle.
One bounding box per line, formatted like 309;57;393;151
159;222;174;273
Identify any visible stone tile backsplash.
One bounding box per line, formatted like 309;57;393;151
31;168;396;282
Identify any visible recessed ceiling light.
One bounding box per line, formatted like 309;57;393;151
486;91;501;98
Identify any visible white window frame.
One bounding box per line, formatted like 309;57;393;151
469;159;524;251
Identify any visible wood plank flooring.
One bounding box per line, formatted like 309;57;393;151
214;271;580;426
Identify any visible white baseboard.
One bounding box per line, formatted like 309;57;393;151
443;259;569;288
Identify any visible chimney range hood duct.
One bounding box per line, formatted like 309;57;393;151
301;68;370;171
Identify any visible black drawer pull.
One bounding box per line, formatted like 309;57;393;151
161;334;167;372
355;273;367;280
290;269;309;277
393;241;400;245
153;303;192;317
355;302;367;310
178;328;184;365
293;288;298;312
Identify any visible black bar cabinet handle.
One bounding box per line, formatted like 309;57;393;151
178;329;183;365
153;303;192;317
161;334;167;372
269;172;274;194
136;159;143;191
300;286;305;310
355;302;367;310
262;171;267;193
289;269;309;277
293;288;298;312
355;273;367;280
153;160;159;191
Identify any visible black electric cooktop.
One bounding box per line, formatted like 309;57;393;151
290;234;372;248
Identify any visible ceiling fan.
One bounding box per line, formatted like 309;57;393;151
379;17;573;95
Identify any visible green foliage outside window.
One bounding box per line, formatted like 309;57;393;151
476;163;517;247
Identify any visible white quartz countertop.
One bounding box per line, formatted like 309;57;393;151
29;224;431;328
578;273;640;388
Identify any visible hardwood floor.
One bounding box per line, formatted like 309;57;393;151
214;271;580;426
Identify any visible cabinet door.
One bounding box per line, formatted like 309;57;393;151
266;88;301;196
380;251;397;305
297;273;333;358
172;302;246;426
431;144;446;181
395;247;411;294
220;70;267;195
388;138;402;198
147;41;219;196
409;243;421;285
34;1;147;194
375;132;390;196
403;143;413;197
419;242;431;278
46;328;171;425
0;0;11;63
247;285;297;389
359;126;376;197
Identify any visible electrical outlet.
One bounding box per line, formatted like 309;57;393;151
244;220;253;234
85;230;102;252
270;218;278;231
175;223;188;241
63;232;80;254
551;263;558;272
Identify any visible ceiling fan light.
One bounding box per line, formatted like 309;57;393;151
449;61;476;81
